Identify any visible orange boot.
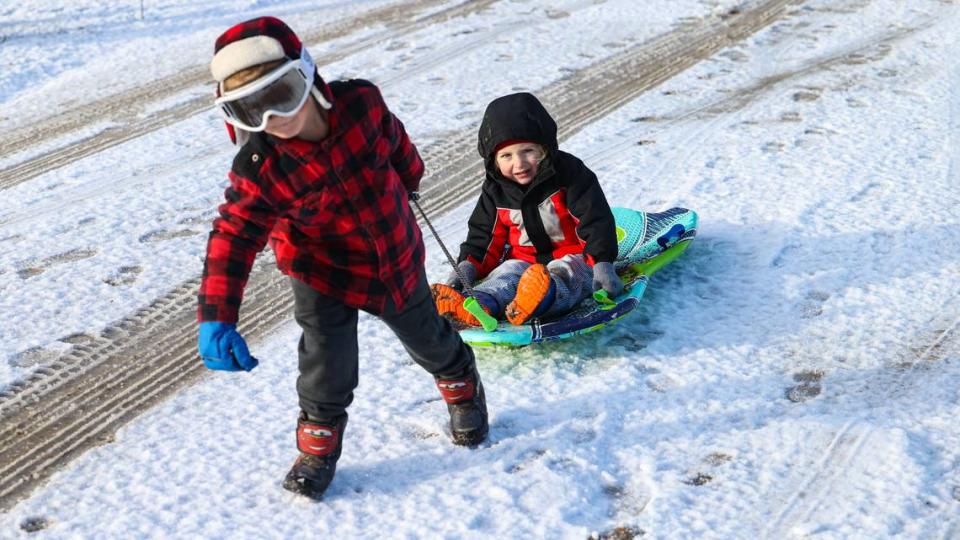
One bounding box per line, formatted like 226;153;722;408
505;264;556;325
430;284;492;327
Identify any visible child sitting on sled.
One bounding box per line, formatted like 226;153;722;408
432;92;624;326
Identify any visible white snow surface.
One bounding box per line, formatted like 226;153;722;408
2;0;960;538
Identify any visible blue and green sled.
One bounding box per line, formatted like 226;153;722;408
456;207;698;346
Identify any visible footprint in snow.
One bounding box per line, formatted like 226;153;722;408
786;369;824;402
867;230;894;255
771;242;801;268
719;49;749;63
178;214;211;226
405;424;440;440
17;247;97;278
606;334;647;353
842;53;870;65
9;346;61;368
780;111;802;122
792;88;821;102
138;229;201;243
797;290;830;319
60;332;96;344
507;448;546;474
683;473;713;486
20;517;50;533
703;452;733;466
17;267;44;279
595;526;644;540
571;427;597;443
762;141;785;153
646;373;679;393
603;483;627;500
719;6;742;20
104;265;142;286
676;15;702;26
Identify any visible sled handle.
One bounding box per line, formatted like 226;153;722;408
593;289;617;308
463;297;499;332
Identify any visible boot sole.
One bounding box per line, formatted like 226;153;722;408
431;284;487;326
505;264;551;325
282;477;329;501
282;460;337;501
452;423;489;447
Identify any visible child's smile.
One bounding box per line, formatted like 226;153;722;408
495;142;545;185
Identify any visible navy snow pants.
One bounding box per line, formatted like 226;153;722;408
290;272;475;421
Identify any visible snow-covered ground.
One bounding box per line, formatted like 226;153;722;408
3;0;960;538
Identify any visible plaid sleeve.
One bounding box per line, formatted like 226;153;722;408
382;109;424;192
197;171;278;323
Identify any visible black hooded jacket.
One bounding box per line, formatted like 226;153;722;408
458;93;618;277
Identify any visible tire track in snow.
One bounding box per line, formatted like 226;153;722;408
0;0;499;191
580;19;921;209
422;0;800;219
0;0;604;244
769;27;960;528
747;7;960;534
0;0;797;511
760;302;960;538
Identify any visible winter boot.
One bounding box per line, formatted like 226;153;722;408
435;366;488;446
505;264;556;325
430;284;497;327
282;413;347;500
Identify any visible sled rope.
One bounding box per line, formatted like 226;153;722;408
411;198;498;331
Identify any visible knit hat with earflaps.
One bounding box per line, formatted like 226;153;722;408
211;16;333;144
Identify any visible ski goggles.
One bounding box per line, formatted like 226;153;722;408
215;48;317;132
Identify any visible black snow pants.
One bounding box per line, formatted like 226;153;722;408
290;272;475;421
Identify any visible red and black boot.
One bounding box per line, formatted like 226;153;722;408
436;367;488;446
282;413;347;500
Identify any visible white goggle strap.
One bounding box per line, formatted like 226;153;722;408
299;47;331;110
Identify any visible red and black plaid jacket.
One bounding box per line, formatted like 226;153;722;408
198;80;425;323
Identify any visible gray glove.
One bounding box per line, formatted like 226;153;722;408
445;260;478;292
592;261;624;298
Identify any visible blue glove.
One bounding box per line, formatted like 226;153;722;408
198;322;259;372
592;262;624;298
407;190;420;202
444;260;478;292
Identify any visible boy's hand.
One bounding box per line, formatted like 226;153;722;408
198;322;259;372
445;260;478;292
407;190;420;202
592;262;624;298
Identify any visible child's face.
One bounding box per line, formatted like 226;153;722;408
264;95;318;139
495;142;545;185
